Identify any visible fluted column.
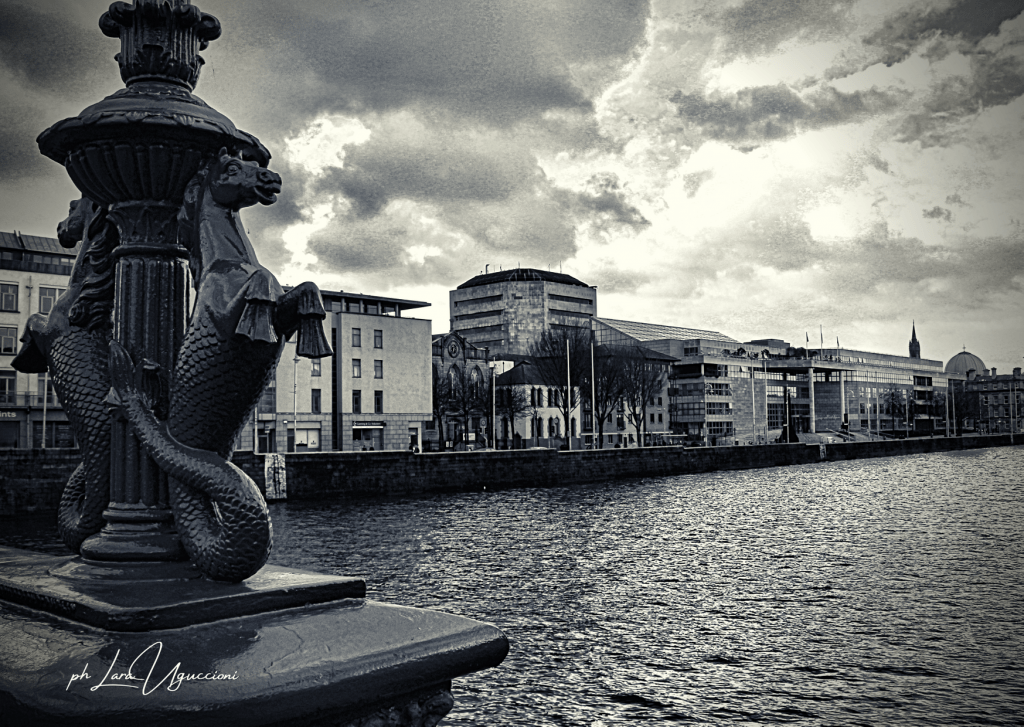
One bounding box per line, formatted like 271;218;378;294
80;202;190;562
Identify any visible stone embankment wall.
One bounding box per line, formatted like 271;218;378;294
233;435;1018;502
0;449;81;517
2;437;1016;516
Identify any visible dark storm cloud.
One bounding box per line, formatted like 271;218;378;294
923;206;952;221
712;0;858;59
864;0;1024;67
0;3;114;98
586;265;652;294
0;104;57;182
671;84;903;147
209;0;650;131
569;173;649;231
821;225;1024;305
0;3;120;183
313;124;538;218
894;53;1024;146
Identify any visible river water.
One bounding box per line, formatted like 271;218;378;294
4;447;1023;725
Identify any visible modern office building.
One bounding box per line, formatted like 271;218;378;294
593;319;956;445
593;318;735;445
238;289;433;453
0;231;80;449
450;267;597;355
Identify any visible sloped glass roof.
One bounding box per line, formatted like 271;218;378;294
595;317;739;344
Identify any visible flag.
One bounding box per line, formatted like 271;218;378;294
806;332;809;344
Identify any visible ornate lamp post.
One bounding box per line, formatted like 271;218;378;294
35;0;274;567
1;5;508;724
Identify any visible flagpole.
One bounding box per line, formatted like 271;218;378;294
590;337;596;450
566;338;572;451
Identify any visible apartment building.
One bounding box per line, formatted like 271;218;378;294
238;289;433;453
0;231;79;449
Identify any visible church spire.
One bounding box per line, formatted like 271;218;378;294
909;321;920;359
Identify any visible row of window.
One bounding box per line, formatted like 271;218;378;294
671;402;733;416
352;359;384;378
0;284;67;314
0;371;55;403
980;393;1023;404
351;328;383;348
352;390;384;414
970;381;1020;391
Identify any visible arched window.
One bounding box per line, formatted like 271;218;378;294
530;417;535;437
470;367;481;396
447;365;460;400
548;417;555;437
571;417;576;437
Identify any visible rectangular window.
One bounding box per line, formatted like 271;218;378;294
658;413;663;423
39;287;64;315
374;360;383;379
658;397;663;406
311;359;321;377
0;371;16;404
706;402;732;416
352;390;361;414
705;382;731;397
352;328;361;347
374;329;382;348
374;390;383;414
352;359;361;378
650;413;655;422
311;388;321;414
0;284;17;312
0;326;18;355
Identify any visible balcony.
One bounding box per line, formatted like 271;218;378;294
0;392;62;408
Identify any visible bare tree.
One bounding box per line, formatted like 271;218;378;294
880;385;908;434
447;364;486;448
619;345;668;447
495;384;530;449
588;345;626;448
528;327;592;446
431;365;451;451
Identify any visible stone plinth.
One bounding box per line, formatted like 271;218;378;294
0;547;509;726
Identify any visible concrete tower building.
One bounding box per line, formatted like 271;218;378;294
449;268;597;356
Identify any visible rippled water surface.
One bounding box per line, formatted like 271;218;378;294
5;447;1024;725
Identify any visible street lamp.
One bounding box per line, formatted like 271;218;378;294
488;360;496;449
291;349;299;452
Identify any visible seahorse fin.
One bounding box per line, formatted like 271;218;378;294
11;331;48;374
295;318;332;358
235;301;278;344
294;286;332;358
233;272;279;344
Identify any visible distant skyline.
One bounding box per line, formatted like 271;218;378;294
1;0;1022;373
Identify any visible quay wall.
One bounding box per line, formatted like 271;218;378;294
0;449;81;517
2;437;1016;516
234;434;1017;501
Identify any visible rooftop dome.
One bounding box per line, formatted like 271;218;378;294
945;350;986;375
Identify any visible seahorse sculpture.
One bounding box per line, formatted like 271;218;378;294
112;148;331;582
12;197;117;553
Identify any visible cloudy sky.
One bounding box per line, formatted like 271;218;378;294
2;0;1022;373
